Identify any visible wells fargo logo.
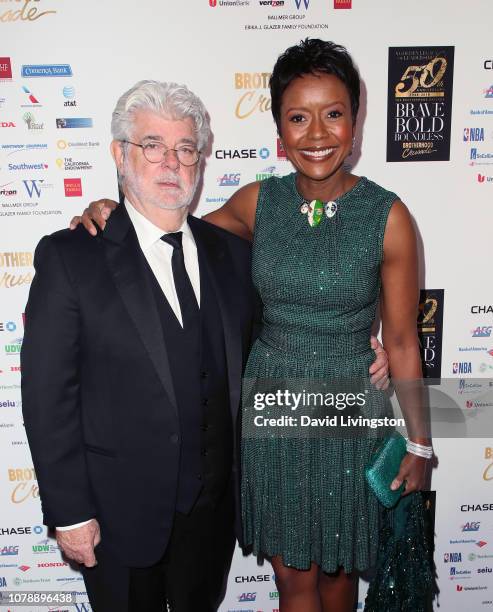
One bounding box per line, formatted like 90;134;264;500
483;447;493;481
0;0;57;23
8;467;39;504
234;72;272;119
0;252;33;289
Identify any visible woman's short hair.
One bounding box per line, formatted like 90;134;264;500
269;38;360;133
111;80;210;151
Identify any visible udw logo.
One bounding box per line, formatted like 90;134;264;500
294;0;309;7
22;179;43;198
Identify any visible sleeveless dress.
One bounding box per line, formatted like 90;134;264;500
241;172;398;573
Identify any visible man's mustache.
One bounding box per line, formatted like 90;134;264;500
153;173;183;187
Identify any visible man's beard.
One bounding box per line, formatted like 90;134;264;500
122;160;199;211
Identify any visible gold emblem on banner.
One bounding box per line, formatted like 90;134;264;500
0;0;56;23
234;72;272;119
395;56;447;98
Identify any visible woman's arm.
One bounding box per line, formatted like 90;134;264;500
379;200;430;494
202;181;260;241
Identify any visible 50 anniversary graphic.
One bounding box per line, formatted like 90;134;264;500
387;46;455;162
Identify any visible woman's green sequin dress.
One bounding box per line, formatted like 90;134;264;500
241;172;398;573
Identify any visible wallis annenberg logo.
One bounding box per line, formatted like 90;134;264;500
0;0;57;23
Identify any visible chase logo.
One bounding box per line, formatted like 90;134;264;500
259;147;270;159
21;64;72;78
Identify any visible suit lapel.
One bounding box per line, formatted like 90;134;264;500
189;216;243;418
102;205;178;416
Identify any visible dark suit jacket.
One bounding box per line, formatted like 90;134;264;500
21;205;257;567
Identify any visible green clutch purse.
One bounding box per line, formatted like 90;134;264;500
365;432;407;508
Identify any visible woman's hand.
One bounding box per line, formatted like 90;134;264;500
390;451;429;496
69;199;118;236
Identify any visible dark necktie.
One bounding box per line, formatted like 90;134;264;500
160;232;199;329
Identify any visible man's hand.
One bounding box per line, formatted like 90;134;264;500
369;335;390;390
56;519;101;567
69;199;118;236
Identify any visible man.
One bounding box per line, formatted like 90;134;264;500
22;80;388;612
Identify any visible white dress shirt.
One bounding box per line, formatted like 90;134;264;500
57;200;200;532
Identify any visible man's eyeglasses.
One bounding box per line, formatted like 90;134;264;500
122;140;200;166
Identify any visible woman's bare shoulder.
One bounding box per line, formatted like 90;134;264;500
202;181;260;241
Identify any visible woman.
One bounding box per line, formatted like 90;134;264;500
73;39;431;611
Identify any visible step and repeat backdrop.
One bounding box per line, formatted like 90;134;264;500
1;0;493;610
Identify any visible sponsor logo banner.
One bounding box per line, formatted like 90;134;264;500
387;46;455;162
417;289;444;382
21;64;72;78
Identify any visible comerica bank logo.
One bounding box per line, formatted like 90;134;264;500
22;64;72;78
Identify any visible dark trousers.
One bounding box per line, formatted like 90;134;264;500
82;489;235;612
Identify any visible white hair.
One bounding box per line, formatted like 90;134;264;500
111;80;211;151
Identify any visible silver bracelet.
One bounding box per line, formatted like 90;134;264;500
406;439;433;459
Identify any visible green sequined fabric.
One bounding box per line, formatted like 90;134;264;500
241;173;398;573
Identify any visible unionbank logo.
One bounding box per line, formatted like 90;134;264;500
209;0;217;5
